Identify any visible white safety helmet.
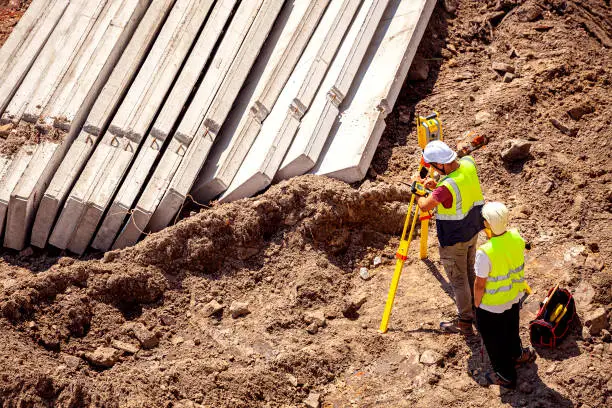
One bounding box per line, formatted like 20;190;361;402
481;202;509;236
423;140;457;164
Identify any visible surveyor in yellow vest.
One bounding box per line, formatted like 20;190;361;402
474;202;536;389
417;141;484;335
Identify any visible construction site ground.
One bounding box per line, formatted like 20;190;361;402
0;0;610;406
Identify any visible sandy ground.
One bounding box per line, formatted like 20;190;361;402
0;0;610;407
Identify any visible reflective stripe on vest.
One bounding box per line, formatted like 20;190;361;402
480;229;528;306
436;156;484;221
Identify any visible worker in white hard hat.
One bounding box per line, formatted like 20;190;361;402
474;202;536;389
416;140;485;335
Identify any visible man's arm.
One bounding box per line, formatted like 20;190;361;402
417;195;440;212
474;277;487;308
473;250;491;308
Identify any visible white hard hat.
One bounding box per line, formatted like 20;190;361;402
482;202;509;236
423;140;457;164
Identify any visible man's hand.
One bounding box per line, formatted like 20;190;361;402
423;179;437;190
474;277;487;308
417;194;439;212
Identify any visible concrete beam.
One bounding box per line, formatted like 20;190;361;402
219;0;359;202
277;0;389;180
31;0;176;248
2;0;109;125
49;0;217;254
145;0;284;233
3;0;151;250
3;142;56;248
113;0;282;248
0;0;69;117
313;0;435;181
92;0;237;251
191;0;329;202
0;146;36;237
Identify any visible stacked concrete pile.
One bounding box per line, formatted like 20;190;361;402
0;0;435;253
0;0;151;249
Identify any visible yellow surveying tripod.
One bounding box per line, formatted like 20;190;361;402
379;112;442;334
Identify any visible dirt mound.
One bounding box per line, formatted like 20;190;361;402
0;177;411;406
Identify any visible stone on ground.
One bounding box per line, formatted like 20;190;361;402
130;322;159;349
501;139;532;162
85;346;121;368
419;349;442;366
230;301;250;318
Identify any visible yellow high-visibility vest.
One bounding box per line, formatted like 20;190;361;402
436;156;484;221
479;228;528;306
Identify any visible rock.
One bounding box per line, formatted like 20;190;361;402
550;118;578;136
101;251;118;263
175;400;203;408
130;323;159;349
518;381;534;394
585;254;604;271
171;336;185;346
373;256;382;267
306;322;319;335
160;314;176;326
545;363;557;375
304;392;321;408
315;258;329;269
516;1;543;22
304;311;326;328
501;139;532;162
0;123;14;139
287;373;298;387
474;111;492;125
398;105;411;124
593;343;604;356
582;326;592;341
230;301;250;318
442;0;457;14
19;247;34;257
567;102;594;121
453;71;473;81
408;58;429;81
198;300;224;317
441;48;454;59
63;355;81;369
85;347;121;368
574;281;595;309
585;307;609;336
111;340;140;354
342;293;368;318
419;350;442;366
492;62;515;74
601;329;611;343
503;72;515;83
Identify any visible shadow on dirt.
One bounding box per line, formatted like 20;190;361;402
533;318;583;361
0;246;68;273
467;337;575;407
421;258;454;299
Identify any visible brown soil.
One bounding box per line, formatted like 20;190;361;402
0;1;29;47
0;121;65;156
0;1;611;407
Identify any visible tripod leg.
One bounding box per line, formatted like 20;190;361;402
419;218;429;259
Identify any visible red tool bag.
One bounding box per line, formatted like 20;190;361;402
529;286;576;348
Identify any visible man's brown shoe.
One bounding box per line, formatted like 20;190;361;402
440;319;474;335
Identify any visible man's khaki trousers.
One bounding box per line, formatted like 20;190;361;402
439;233;479;322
